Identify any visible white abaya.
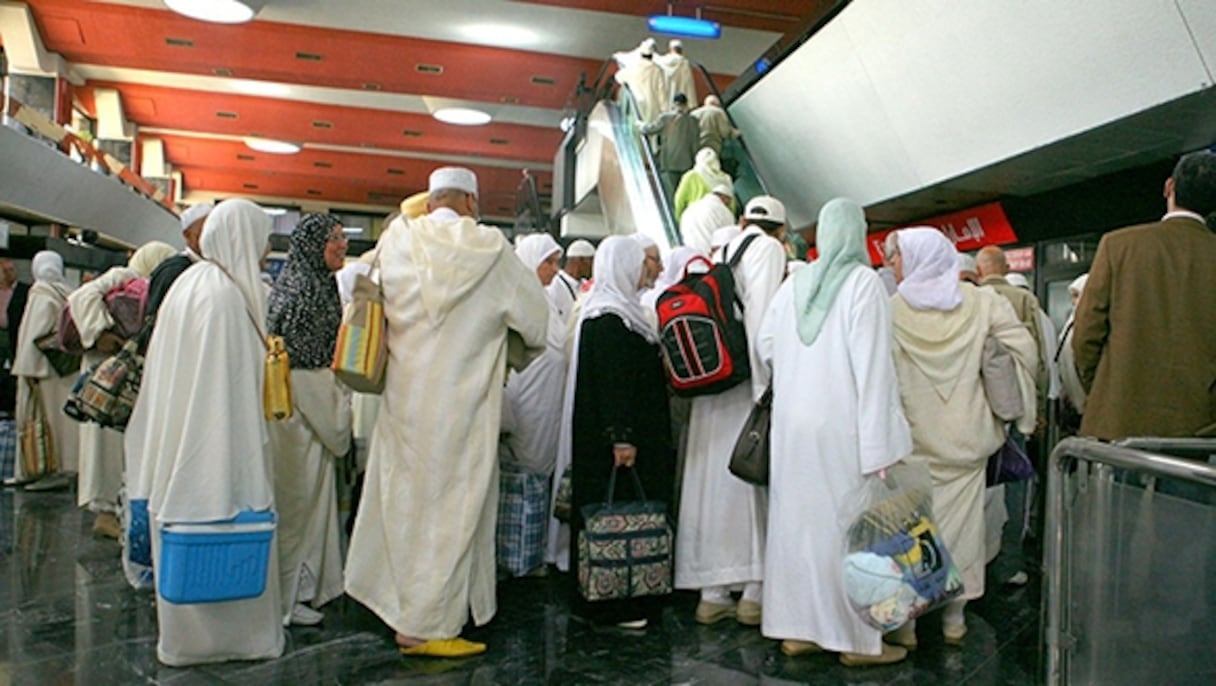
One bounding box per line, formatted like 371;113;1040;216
268;368;351;620
343;211;548;640
125;200;283;666
756;268;912;654
504;299;566;476
11;281;78;477
675;227;786;590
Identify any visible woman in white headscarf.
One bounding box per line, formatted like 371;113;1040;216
125;199;284;666
568;235;673;628
673;148;735;220
756;199;913;665
67;240;176;537
497;234;567;577
8;251;79;486
886;228;1037;647
1056;273;1089;425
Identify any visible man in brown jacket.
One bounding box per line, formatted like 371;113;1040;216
1073;151;1216;440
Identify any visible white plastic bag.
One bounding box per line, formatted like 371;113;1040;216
841;462;964;632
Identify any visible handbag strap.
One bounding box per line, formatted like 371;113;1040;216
603;464;649;505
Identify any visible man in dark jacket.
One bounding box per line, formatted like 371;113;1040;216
640;93;701;197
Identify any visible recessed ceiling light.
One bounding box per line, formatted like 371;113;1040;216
164;0;263;24
457;23;539;48
244;137;300;154
231;80;292;97
433;107;491;126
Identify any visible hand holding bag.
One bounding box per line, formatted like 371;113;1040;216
577;466;673;602
729;385;772;486
332;253;388;394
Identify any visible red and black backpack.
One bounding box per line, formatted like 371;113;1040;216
655;234;758;397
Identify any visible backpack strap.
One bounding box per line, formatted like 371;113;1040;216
723;232;761;269
558;271;577;300
721;232;762;312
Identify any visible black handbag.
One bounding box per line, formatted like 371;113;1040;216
729;385;772;486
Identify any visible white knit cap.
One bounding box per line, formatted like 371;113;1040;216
711;183;733;197
427;166;478;196
566;239;596;258
180;202;213;231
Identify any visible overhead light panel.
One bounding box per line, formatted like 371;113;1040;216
457;24;539;48
164;0;265;24
647;15;721;40
244;137;300;154
433;107;491;126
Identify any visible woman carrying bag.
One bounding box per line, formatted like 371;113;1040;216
568;235;674;629
8;251;78;488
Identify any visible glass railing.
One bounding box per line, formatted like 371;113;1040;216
1044;437;1216;685
614;83;679;247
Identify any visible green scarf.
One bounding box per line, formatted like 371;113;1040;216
793;198;871;345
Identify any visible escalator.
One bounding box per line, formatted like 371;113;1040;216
552;57;771;253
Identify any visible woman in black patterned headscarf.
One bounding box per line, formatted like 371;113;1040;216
266;212;354;627
268;213;346;368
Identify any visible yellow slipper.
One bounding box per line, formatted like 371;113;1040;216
399;638;486;658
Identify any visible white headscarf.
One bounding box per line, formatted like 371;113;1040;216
895;228;963;312
31;250;65;283
641;245;706;310
693;147;732;190
515;233;562;272
200;198;273;323
632;233;657;251
1068;273;1089;298
128;241;178;278
581;235;656;343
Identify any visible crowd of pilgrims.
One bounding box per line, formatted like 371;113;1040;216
6;150;1213;669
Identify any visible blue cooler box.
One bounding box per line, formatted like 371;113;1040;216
158;510;276;605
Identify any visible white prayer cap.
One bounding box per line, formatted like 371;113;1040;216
711;183;733;197
670;39;683;49
566;239;596;258
640;37;657;51
957;252;977;273
711;226;740;248
180;202;213;231
1005;272;1031;290
743;195;786;224
427;166;478;196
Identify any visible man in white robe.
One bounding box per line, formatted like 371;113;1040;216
614;51;667;127
676;196;788;627
548;239;593;325
344;167;548;658
756;199;913;665
125;199;284;666
656;39;698;106
680;184;735;253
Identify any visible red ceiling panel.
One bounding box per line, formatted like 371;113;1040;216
79;82;563;164
30;0;613;110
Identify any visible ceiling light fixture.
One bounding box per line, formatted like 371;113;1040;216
163;0;264;24
432;107;492;126
458;23;539;48
244;137;300;154
648;6;721;40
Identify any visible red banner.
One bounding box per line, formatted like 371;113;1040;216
854;202;1019;265
1005;246;1034;272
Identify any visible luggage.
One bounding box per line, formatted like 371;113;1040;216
158;511;276;604
65;341;142;430
577;466;673;602
496;462;549;577
729;385;771;485
0;419;15;482
655;234;758;397
56;277;150;354
332;262;387;394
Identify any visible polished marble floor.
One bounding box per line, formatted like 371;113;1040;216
0;488;1042;685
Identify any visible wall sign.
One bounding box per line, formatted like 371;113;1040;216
859;202;1020;265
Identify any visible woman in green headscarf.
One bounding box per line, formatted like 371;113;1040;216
754;198;913;666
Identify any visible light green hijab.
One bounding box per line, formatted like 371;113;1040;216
793;198;870;345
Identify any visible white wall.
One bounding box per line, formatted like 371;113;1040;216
731;0;1216;228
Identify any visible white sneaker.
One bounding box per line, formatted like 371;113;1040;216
288;603;324;626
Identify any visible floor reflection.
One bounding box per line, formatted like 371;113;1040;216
0;488;1040;685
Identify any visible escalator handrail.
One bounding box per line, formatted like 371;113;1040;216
614;82;680;246
690;60;771;197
